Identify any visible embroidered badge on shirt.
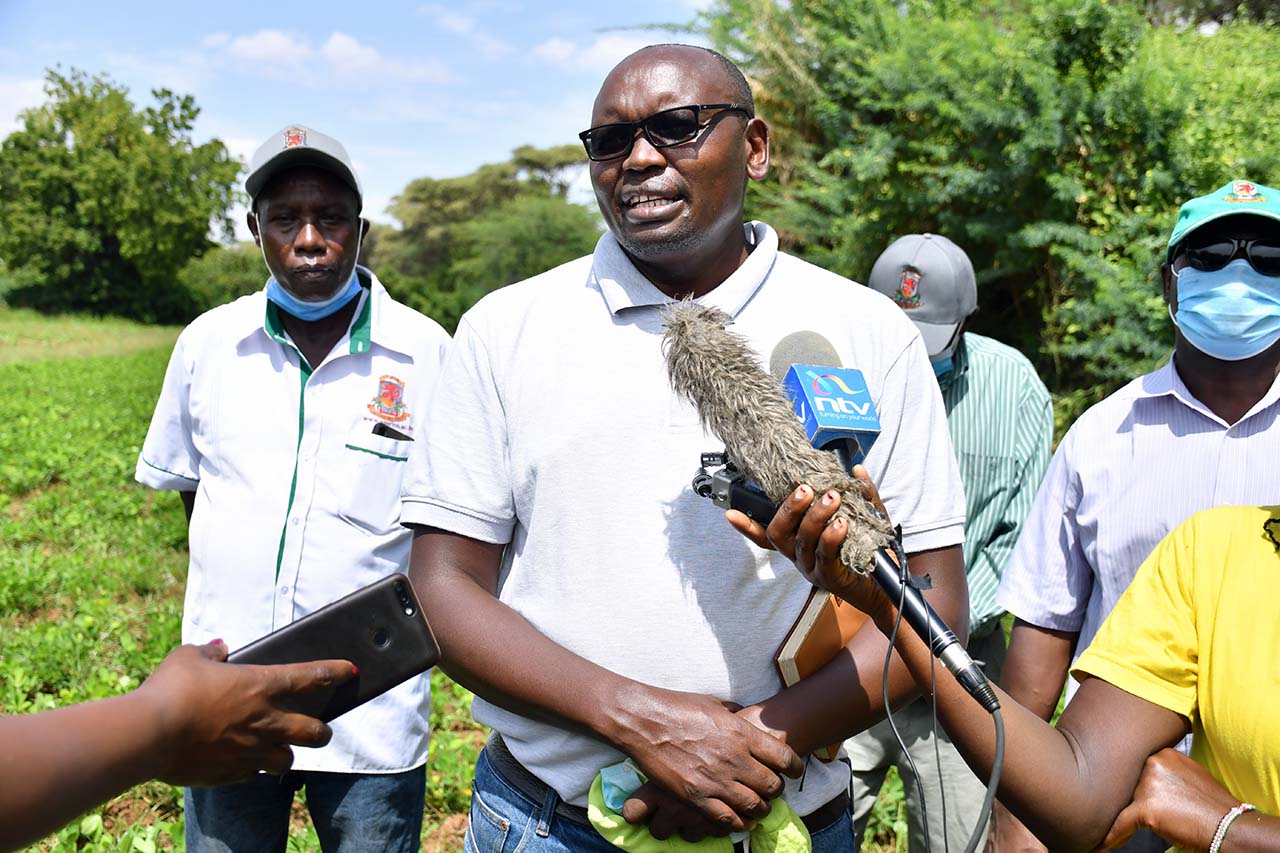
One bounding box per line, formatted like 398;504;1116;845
894;268;923;309
283;127;307;149
368;374;410;423
1225;181;1265;203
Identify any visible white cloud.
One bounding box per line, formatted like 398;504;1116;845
533;37;576;63
321;33;382;69
532;34;664;72
0;76;47;137
225;29;313;66
324;32;452;82
428;6;476;34
201;30;452;86
416;4;511;58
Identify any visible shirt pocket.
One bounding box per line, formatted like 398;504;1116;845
338;424;412;535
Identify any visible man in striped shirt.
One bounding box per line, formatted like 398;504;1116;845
846;233;1054;852
992;179;1280;852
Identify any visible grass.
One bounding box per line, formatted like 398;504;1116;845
0;307;911;851
0;308;182;365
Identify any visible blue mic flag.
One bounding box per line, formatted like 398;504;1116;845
782;365;880;464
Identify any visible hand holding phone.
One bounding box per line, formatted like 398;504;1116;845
228;574;439;722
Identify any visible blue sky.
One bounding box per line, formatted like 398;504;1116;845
0;0;711;236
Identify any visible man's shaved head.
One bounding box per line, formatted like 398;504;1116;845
628;44;754;113
586;41;770;297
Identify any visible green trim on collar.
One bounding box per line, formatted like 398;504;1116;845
262;286;373;356
349;287;372;355
264;301;287;343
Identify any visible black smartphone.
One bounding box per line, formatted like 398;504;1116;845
227;573;439;722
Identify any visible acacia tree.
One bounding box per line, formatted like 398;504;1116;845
371;144;599;331
0;69;239;323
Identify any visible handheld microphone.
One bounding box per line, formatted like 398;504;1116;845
769;331;880;472
663;303;998;713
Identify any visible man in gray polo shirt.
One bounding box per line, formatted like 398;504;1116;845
403;44;968;851
846;234;1052;851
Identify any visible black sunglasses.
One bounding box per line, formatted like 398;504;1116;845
578;103;752;162
1181;236;1280;277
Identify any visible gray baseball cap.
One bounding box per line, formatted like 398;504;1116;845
868;233;976;359
245;124;363;210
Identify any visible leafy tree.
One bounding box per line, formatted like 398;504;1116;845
0;69;240;323
703;0;1280;427
1146;0;1280;24
175;242;265;313
371;145;599;331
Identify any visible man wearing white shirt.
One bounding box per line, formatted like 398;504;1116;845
992;179;1280;852
403;44;969;851
136;124;449;852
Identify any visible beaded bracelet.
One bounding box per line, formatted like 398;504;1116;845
1208;802;1256;853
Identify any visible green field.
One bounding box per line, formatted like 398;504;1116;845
0;308;908;851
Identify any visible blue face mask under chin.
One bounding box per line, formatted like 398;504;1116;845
1171;258;1280;361
265;270;361;321
930;356;954;378
257;212;364;322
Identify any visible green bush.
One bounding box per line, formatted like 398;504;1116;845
704;0;1280;427
175;242;265;314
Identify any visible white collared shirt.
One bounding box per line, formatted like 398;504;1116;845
998;356;1280;702
136;269;450;773
400;223;965;813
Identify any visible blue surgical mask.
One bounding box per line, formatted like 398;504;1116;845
931;356;954;378
1171;258;1280;361
255;211;365;321
266;270;361;321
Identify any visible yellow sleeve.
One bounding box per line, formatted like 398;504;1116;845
1071;517;1199;722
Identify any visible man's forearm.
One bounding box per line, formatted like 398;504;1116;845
0;693;162;851
745;544;969;754
1000;619;1077;721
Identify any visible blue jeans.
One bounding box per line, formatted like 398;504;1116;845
465;748;858;852
185;765;425;853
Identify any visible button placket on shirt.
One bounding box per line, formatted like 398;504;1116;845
275;365;325;624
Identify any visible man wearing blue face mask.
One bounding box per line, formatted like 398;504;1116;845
992;179;1280;853
136;124;450;852
856;234;1053;852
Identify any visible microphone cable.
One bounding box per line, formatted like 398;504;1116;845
878;537;1004;853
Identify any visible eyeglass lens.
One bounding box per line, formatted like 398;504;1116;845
585;107;702;160
1187;239;1280;277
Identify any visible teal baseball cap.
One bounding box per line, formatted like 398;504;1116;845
1166;179;1280;262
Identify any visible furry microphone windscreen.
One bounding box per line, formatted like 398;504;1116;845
661;301;892;573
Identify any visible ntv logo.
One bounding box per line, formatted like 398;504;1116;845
808;371;872;416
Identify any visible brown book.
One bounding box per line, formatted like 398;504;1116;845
774;586;868;760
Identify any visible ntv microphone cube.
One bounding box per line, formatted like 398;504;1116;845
782;365;881;463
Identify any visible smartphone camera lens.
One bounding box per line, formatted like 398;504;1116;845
372;628;391;648
394;581;414;616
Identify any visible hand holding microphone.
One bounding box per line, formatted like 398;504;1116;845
663;300;998;714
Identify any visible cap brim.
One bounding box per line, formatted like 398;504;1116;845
1167;208;1280;261
245;149;362;208
913;319;960;359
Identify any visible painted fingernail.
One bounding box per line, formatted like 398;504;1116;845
351;664;360;677
210;638;224;646
822;490;837;505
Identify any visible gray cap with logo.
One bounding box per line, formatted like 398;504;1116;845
245;124;363;211
868;233;976;359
